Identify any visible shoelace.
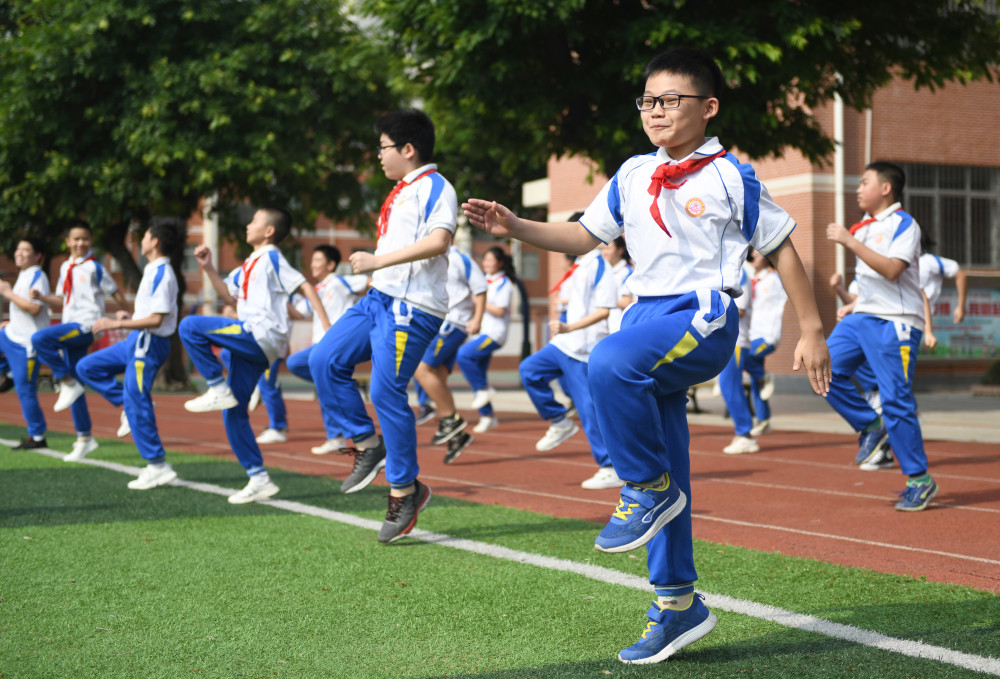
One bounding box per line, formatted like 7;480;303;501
340;447;372;472
385;494;407;521
897;484;928;502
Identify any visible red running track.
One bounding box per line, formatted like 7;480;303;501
4;391;999;593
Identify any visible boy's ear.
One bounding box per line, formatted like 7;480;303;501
702;97;720;121
400;142;418;161
879;179;893;198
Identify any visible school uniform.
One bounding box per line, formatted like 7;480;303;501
178;245;306;476
309;163;456;488
581;137;796;597
743;267;787;422
608;258;634;333
825;203;928;475
519;249;617;466
77;257;177;462
32;251;119;436
716;265;754;436
0;266;51;437
421;246;489;372
919;252;960;306
455;270;513;417
286;273;368;440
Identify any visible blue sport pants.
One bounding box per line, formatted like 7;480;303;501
456;334;502;416
0;329;47;437
31;323;93;435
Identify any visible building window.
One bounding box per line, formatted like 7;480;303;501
902;163;999;269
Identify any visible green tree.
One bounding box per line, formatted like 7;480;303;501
361;0;1000;194
0;0;397;282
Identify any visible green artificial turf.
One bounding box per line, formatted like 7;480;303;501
1;423;998;678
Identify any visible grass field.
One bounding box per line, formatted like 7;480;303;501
2;422;999;678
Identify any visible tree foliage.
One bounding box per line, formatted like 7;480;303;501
361;0;1000;190
0;0;398;280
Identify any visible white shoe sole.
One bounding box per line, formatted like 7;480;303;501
536;422;580;452
64;439;98;462
53;383;85;413
581;478;623;490
311;438;347;455
184;393;239;413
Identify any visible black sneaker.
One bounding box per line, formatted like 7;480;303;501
377;480;432;543
415;404;437;426
340;437;387;494
0;374;14;393
12;437;47;450
430;414;467;446
859;444;895;471
444;431;473;465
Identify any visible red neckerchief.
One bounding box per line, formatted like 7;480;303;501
647;150;726;237
63;254;96;303
849;209;903;235
240;254;263;300
376;169;437;240
548;263;578;295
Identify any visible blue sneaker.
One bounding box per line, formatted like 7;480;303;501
594;477;686;553
895;477;939;511
855;424;889;465
619;595;718;664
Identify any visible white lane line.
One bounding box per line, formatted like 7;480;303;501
13;442;1000;677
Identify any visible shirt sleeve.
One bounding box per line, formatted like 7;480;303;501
886;216;921;266
747;184;796;257
422;175;458;234
940;256;960;279
225;268;240;299
146;267;177;315
467;261;488;296
99;264;119;296
272;252;308;295
593;262;618;310
30;270;51;304
491;279;514;309
580;168;627;245
345;274;369;293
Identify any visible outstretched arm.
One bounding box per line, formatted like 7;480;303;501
350;228;452;274
462;199;601;255
953;269;968;323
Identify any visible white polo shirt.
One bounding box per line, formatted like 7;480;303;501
57;252;119;328
607;258;634;334
5;266;50;347
748;267;787;347
852;203;924;328
734;264;753;349
309;273;368;344
225;244;307;364
480;273;513;345
581;137;796;300
919;253;960;305
371;163;458;318
134;257;178;337
443;246;488;330
551;249;618;362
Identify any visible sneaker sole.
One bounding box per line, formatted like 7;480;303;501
580;479;624;490
443;435;473;464
473;421;498;434
595;489;688;554
415;412;437;426
228;484;280;504
342;458;387;494
535;423;580;452
128;470;178;490
859;458;895;471
618;612;718;665
895;484;940;512
382;486;433;543
431;419;468;446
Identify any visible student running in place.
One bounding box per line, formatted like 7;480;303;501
602;236;635;334
520;247;620;489
285;245;368;455
31;220;128;461
413;244;488;464
919;233;968;336
825;162;938;508
717;260;758;453
455;246;514;433
742;250;788;434
463;47;830;664
0;237;52;449
74;224;182;489
179;207;330;504
308;109;456;543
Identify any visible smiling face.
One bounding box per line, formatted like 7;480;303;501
310;250;335;280
14;240;41;270
641;71;718;160
856;169;893;215
65;227;92;259
481;251;501;275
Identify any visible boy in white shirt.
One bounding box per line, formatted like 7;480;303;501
75;224;181;488
825;162;937;510
0;237;51;449
308;109;456;543
31;221;128;460
285;245;368;455
520;247;620;488
464;47;829;664
179;207;330;504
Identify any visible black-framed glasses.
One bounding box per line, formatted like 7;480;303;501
377;143;399;157
635;94;708;111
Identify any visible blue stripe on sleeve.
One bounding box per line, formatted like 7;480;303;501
423;173;445;222
933;254;944;275
593;254;606;288
892;212;914;242
268;250;282;288
150;264;166;295
460;253;472;280
606;173;624;228
30;270;43;289
722;154;761;241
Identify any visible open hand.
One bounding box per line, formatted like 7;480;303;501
462;199;520;239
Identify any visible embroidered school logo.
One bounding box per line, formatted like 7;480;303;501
873;233;885;244
685;197;706;217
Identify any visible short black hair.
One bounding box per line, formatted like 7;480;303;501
19;236;46;258
259;207;292;244
866;161;906;203
147;223;183;258
313;244;342;266
643;47;724;100
375;109;435;164
65;219;92;236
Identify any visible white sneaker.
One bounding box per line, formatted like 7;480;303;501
581;466;623;490
228;476;280;504
53;379;85;412
758;373;775;401
128;464;178;490
473;416;499;433
865;389;883;415
749;419;771;437
311;437;347;455
64;436;98;462
535;418;579;451
117;411;131;438
255;428;288;444
184;387;238;413
248;385;262;412
470;387;496;410
723;435;760;454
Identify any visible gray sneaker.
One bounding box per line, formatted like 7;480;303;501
340;437;386;494
377;480;432;543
